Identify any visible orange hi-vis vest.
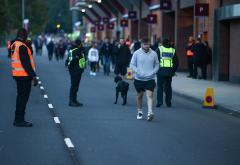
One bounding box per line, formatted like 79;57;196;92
11;41;36;77
186;50;194;57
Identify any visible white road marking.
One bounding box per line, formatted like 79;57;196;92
64;138;74;148
54;117;60;124
48;104;54;109
36;77;39;80
38;81;41;84
44;95;48;99
40;86;44;90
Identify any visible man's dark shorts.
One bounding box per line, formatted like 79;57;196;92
134;79;156;93
114;64;127;76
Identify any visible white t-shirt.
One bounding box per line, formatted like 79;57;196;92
88;48;99;62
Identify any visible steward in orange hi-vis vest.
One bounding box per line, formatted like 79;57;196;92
12;28;38;127
11;40;36;77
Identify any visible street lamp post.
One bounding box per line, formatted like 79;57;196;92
22;0;25;27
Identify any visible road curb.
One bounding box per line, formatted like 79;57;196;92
173;91;240;118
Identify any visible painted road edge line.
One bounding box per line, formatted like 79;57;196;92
64;138;74;148
54;117;61;124
40;86;44;90
48;103;54;109
44;95;48;99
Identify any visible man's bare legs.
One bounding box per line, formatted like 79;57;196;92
146;90;153;113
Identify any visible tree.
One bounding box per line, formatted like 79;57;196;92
44;0;72;33
0;0;48;35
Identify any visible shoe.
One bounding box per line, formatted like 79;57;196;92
75;100;83;106
147;112;154;121
137;111;143;120
69;101;80;107
90;71;93;76
93;72;96;76
166;103;172;107
156;103;163;107
13;121;33;127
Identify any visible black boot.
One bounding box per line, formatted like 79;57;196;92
13;121;33;127
156;103;163;108
75;100;83;106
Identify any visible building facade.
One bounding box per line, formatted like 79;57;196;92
70;0;240;83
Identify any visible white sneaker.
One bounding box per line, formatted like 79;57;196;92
137;111;143;120
90;71;92;75
93;72;96;76
147;112;154;121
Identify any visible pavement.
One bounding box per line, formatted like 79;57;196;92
172;72;240;115
1;46;240;165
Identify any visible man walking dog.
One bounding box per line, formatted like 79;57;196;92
130;38;159;121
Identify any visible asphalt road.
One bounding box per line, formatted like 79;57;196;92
1;48;240;165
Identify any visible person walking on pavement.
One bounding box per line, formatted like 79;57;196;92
156;38;179;108
100;38;112;76
186;36;195;78
130;38;159;121
65;39;86;107
11;28;38;127
202;41;212;80
88;43;99;76
114;38;131;78
191;38;207;79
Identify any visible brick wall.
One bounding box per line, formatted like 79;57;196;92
176;7;194;70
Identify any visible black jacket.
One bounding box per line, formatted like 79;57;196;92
155;45;179;77
191;42;207;65
100;42;112;58
12;39;36;80
115;44;131;66
65;46;85;75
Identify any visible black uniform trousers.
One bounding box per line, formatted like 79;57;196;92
157;75;172;105
193;63;207;79
187;56;194;77
15;79;32;122
69;72;82;102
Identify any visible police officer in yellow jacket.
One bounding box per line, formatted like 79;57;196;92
65;39;86;107
155;38;179;107
11;28;38;127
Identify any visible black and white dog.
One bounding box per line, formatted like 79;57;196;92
114;76;129;105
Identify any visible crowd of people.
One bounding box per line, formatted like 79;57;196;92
186;36;212;80
9;28;213;126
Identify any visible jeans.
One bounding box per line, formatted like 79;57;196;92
102;56;111;75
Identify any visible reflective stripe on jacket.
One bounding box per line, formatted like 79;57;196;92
159;46;175;68
68;48;86;69
11;41;35;77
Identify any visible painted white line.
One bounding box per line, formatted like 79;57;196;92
54;117;60;124
64;138;74;148
38;81;42;84
36;77;39;80
40;86;44;90
48;104;54;109
44;95;48;99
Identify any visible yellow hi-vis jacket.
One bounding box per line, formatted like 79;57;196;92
158;46;175;68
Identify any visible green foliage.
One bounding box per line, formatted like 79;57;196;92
0;0;72;35
44;0;72;33
0;0;48;35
